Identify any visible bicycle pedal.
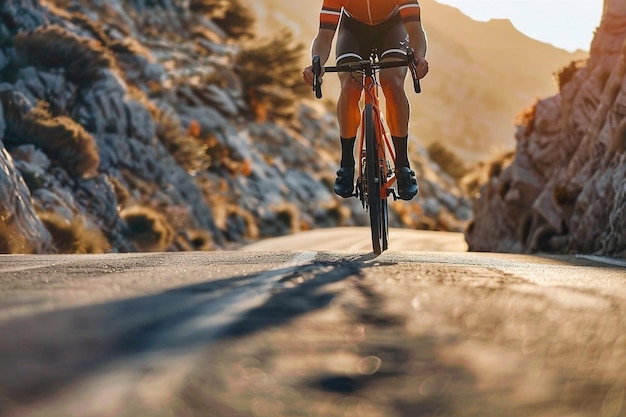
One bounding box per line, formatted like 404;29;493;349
388;188;399;201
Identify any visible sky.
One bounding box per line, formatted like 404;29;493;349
434;0;604;52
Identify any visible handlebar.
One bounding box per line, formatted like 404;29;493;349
312;49;421;99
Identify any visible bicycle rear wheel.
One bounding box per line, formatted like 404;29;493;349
364;104;386;254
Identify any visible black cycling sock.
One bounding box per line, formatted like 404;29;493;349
340;136;356;167
392;135;410;168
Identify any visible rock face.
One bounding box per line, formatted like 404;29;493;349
466;0;626;258
0;0;470;253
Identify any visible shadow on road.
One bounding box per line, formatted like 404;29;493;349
174;255;483;417
0;254;387;414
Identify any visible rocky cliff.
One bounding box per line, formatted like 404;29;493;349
0;0;470;254
466;0;626;258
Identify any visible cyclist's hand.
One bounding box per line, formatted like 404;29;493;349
412;57;429;79
302;65;324;86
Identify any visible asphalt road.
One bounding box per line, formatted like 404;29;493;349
0;228;625;417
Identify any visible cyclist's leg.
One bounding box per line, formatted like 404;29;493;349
377;13;411;139
380;66;411;169
333;15;368;197
336;15;365;140
337;73;363;140
380;67;409;137
378;14;418;199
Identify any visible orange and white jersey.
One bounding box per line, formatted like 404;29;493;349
319;0;421;29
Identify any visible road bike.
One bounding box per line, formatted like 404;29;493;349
312;48;421;254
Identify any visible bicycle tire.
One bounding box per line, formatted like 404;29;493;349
382;197;389;251
364;104;385;254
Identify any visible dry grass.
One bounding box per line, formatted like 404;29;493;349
0;216;35;254
68;12;112;46
38;211;111;254
236;30;309;120
272;202;301;235
108;175;132;208
108;37;154;61
554;59;586;91
14;25;117;86
151;106;209;172
174;229;214;251
211;0;255;40
7;101;100;178
488;159;503;179
460;151;515;197
514;100;538;136
211;202;259;240
189;0;230;16
426;142;469;181
120;205;175;252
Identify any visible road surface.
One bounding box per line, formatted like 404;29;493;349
241;227;469;252
0;228;625;417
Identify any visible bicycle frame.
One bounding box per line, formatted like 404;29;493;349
356;54;397;204
312;48;420;253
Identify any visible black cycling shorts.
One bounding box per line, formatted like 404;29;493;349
336;12;409;66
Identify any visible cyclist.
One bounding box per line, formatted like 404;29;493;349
303;0;429;200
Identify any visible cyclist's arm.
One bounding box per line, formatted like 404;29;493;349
405;20;427;60
310;28;335;67
303;28;335;86
405;20;428;81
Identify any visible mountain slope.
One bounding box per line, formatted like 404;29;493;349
252;0;589;162
0;0;471;254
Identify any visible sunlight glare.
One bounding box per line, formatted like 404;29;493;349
434;0;604;52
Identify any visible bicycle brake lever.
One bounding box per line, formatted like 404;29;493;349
406;48;421;94
312;55;322;99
